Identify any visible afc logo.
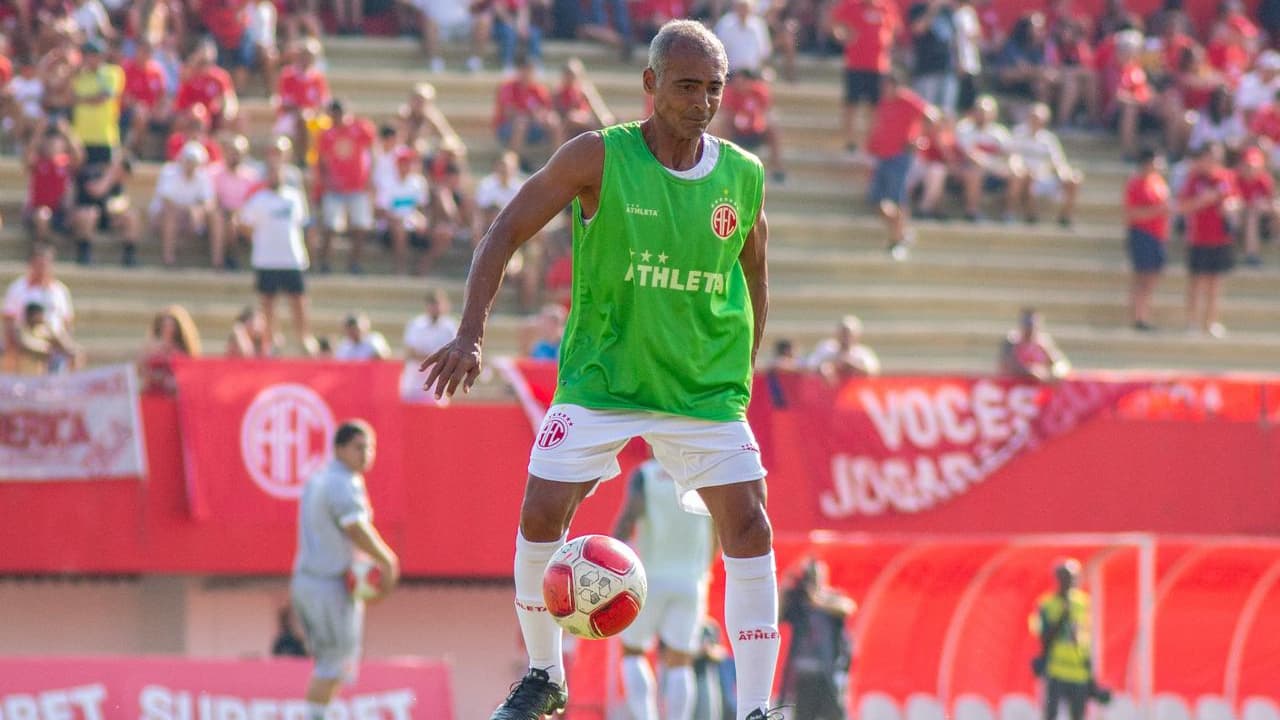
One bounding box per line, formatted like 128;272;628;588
239;383;336;499
537;411;574;450
711;203;739;239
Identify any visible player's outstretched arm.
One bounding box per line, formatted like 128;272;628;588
420;133;604;399
739;201;769;368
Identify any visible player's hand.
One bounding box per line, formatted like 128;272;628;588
419;335;483;399
376;557;400;598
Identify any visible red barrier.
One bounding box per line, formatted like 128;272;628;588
1;360;1279;575
0;656;454;719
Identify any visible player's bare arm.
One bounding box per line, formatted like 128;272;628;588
344;520;400;595
419;133;604;399
739;201;769;368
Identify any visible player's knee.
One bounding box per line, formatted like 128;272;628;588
718;505;772;556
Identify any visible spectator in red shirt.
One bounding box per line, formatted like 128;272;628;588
1111;31;1163;158
174;41;240;131
865;71;937;259
1248;89;1280;167
166;105;224;164
1236;146;1275;267
273;38;328;151
316;99;377;274
1177;142;1239;337
554;57;615;139
494;57;563;162
911;113;961;219
829;0;899;152
199;0;253;90
23;117;80;245
998;308;1070;382
717;68;786;182
121;40;173;158
1123;147;1171;331
631;0;684;44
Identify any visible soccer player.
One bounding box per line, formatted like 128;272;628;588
612;457;717;720
420;20;780;720
290;420;399;720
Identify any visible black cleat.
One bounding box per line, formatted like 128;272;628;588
489;668;567;720
746;708;787;720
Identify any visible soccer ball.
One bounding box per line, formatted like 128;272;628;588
543;535;648;639
345;557;383;601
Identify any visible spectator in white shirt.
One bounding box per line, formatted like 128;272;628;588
806;315;881;381
247;0;280;92
376;147;446;275
400;288;458;400
1189;86;1248;154
474;150;526;238
372;123;405;196
403;288;458;359
1010;103;1082;226
214;135;264;270
71;0;114;43
153;141;223;268
1236;50;1280;119
2;243;76;368
714;0;773;74
238;159;316;356
335;312;391;360
7;62;46;149
957;95;1027;222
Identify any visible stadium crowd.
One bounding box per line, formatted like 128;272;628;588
1;0;1277;375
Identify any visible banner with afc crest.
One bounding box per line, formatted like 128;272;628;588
0;364;148;482
171;358;405;525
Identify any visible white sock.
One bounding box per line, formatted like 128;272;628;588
514;530;567;685
307;702;327;720
723;552;780;720
663;665;696;720
621;654;658;720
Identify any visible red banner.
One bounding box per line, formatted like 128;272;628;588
171;358;406;526
0;656;453;719
0;365;147;482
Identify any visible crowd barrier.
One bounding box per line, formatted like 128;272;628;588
2;359;1278;574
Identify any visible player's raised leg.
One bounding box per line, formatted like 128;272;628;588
698;480;780;720
491;475;597;720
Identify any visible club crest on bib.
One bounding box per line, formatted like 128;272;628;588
709;190;741;240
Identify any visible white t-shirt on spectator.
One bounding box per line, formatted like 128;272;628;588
3;275;74;336
72;0;111;41
952;4;983;75
9;76;44;119
805;339;881;375
372;145;403;194
247;0;278;48
956;119;1014;168
239;184;310;270
335;332;391;360
475;173;524;211
154;162;215;208
714;12;772;72
1188;114;1248;152
376;172;428;219
1010;123;1067;178
1235;72;1280;115
402;313;458;357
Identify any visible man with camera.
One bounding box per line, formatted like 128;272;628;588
1029;559;1110;720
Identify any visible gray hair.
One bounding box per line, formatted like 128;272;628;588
647;20;728;81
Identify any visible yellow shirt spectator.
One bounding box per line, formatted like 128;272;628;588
1029;588;1092;684
72;59;125;150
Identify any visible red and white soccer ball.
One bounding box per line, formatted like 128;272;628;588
543;535;648;639
345;557;383;601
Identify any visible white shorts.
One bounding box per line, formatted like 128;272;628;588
322;192;374;232
291;574;363;682
528;404;766;514
619;577;709;654
1031;174;1063;199
413;0;472;36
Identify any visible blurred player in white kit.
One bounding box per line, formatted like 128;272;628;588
613;457;718;720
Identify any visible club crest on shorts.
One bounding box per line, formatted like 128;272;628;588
710;202;739;240
537;411;574;450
